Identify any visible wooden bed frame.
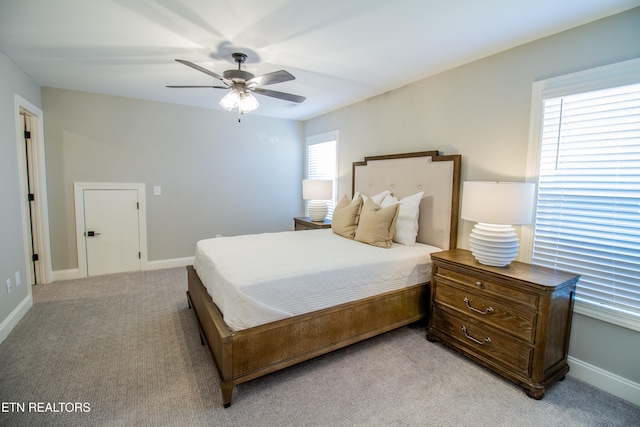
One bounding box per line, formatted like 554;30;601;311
186;151;461;407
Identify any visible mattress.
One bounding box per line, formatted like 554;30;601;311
193;229;440;331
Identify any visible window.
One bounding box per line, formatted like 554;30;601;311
306;131;338;218
524;58;640;331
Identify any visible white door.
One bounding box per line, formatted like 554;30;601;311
84;189;141;276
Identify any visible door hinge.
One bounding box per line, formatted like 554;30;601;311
138;252;141;259
136;202;139;209
28;193;35;201
32;254;39;262
24;130;31;139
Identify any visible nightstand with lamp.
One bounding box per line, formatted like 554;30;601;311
427;181;580;399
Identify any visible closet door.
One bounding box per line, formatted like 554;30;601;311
83;189;141;276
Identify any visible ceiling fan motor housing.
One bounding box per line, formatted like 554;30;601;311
223;69;255;83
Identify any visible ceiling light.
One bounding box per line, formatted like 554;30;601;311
219;87;259;121
219;89;240;111
238;92;259;114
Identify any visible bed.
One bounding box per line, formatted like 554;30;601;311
186;150;461;407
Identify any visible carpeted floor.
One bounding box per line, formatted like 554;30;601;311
0;268;638;426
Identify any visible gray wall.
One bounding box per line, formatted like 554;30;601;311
305;8;640;394
0;50;41;337
43;88;304;270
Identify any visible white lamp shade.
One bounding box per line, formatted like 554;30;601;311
461;181;536;225
302;179;333;200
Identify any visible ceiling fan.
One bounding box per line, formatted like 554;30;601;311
167;53;305;119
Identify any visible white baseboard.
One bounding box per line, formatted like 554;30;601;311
51;257;194;282
144;257;194;270
51;268;83;282
0;294;33;344
568;356;640;406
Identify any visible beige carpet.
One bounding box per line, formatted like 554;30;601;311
0;268;638;426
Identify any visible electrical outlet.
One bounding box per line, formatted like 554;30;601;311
6;278;12;293
15;271;21;286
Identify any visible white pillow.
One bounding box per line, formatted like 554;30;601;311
352;190;391;205
381;192;424;245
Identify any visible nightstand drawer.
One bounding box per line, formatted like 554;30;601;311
433;308;533;377
294;217;331;231
434;282;537;343
435;266;539;309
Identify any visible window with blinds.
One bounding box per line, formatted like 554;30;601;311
306;132;337;218
531;81;640;328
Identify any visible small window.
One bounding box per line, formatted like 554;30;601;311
306;131;338;219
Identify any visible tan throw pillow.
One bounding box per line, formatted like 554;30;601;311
331;195;363;239
354;198;400;248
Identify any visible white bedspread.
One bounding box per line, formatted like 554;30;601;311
193;229;440;331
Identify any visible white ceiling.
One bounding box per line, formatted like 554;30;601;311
1;0;638;121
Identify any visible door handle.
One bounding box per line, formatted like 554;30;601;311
86;231;101;237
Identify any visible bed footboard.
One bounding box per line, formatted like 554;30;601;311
186;265;428;407
186;266;234;406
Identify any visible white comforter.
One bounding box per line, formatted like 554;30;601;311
193;229;440;331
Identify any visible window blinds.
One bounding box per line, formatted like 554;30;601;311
306;138;337;218
532;82;640;318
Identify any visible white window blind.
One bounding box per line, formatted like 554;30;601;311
532;82;640;325
306;132;337;218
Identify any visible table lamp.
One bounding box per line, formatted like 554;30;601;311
461;181;536;267
302;179;333;222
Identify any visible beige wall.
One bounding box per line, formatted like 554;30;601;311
42;88;304;270
305;8;640;400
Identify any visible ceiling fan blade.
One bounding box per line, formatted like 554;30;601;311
166;85;227;89
175;59;230;84
253;88;306;103
247;70;295;87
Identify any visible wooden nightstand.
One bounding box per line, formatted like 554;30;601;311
293;217;331;231
427;248;579;399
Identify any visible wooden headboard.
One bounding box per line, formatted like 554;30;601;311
352;151;461;250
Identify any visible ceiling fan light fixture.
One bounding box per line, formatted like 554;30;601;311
238;92;259;114
219;89;240;111
219;88;259;114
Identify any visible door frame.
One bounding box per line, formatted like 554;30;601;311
15;95;52;285
73;182;147;277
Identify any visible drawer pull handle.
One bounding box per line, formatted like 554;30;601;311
475;281;483;288
462;326;491;345
464;297;494;315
